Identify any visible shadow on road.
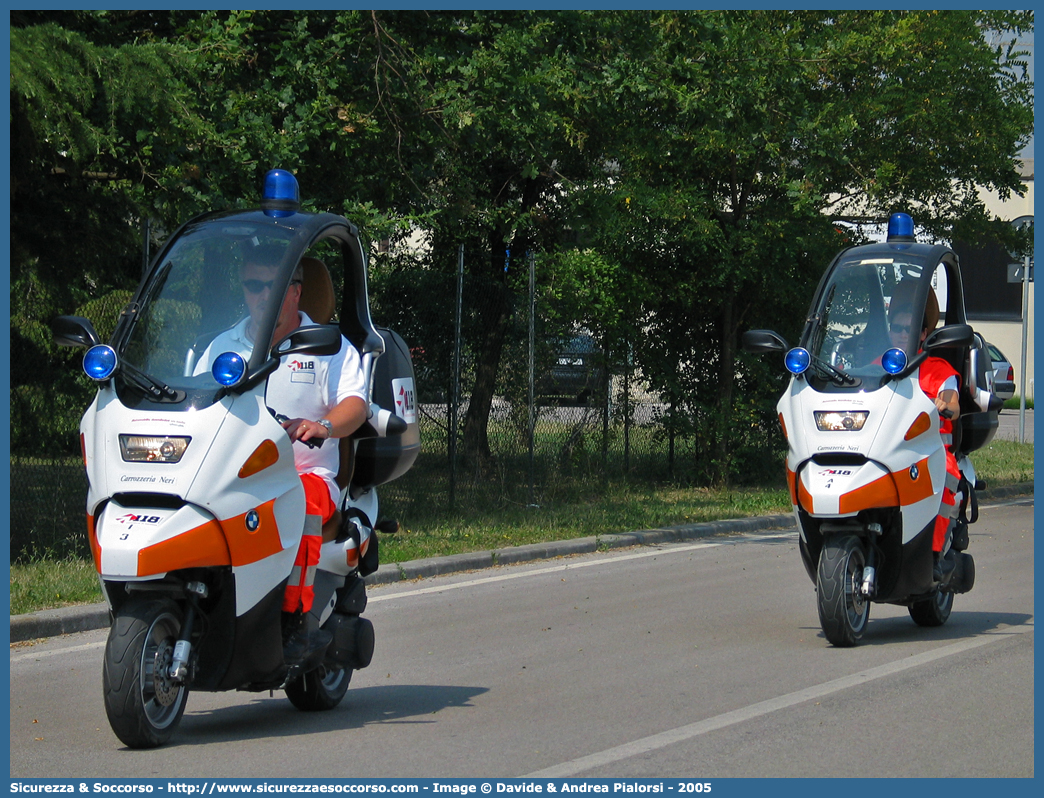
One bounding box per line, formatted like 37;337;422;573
162;683;490;748
803;609;1034;648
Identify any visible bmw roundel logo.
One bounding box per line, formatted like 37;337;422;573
909;464;919;481
245;510;260;531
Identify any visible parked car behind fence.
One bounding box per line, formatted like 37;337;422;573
537;334;607;406
987;342;1016;402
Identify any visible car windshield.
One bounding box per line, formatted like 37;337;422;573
120;220;296;396
802;250;936;386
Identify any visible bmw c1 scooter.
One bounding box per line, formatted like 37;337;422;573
52;170;420;747
743;213;1001;646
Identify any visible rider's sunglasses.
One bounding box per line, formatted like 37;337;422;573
242;278;303;294
891;324;912;334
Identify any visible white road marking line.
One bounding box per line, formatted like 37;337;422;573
9;496;1027;658
370;494;1029;604
10;640;105;664
524;622;1035;777
367;539;735;602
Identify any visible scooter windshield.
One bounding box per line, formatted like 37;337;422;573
803;251;935;387
119;219;297;403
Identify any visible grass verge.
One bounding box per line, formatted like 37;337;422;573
10;557;103;616
1003;396;1034;410
9;440;1033;616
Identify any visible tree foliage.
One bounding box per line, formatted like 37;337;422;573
10;10;1034;483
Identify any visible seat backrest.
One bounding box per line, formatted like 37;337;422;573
298;257;336;326
296;256;357;496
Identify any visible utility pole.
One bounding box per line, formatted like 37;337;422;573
1010;216;1033;444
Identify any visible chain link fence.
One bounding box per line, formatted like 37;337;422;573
11;249;781;562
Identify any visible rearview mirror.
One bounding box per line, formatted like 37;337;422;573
52;315;102;349
272;324;343;358
924;324;974;351
742;329;789;354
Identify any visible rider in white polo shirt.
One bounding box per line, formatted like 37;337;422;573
197;250;367;665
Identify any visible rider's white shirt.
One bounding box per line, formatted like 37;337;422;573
195;311;366;504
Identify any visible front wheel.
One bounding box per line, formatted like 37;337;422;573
816;534;870;647
103;598;189;748
909;589;954;627
285;664;352;711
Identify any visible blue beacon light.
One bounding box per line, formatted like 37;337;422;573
212;351;247;387
881;348;908;375
261;169;300;218
83;345;118;381
784;347;811;375
887;212;915;242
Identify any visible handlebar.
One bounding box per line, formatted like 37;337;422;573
270;410;323;449
268;403;408;448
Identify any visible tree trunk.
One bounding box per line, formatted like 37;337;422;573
459;174;543;468
716;292;737;487
461;252;512;466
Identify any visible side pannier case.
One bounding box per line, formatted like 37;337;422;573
352;327;420;489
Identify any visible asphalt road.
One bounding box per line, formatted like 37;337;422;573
9;498;1034;779
995;407;1034;443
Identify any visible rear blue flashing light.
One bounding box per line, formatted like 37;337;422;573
83;345;118;381
784;347;811;375
261;169;300;218
887;213;915;242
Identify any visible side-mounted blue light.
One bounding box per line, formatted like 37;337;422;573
261;169;300;218
212;351;247;387
784;347;811;375
83;345;118;381
881;348;908;375
887;212;915;242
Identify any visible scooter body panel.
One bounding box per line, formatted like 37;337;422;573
54;173;419;745
85;383;305;618
781;374;946;544
781;372;949;601
744;219;995;642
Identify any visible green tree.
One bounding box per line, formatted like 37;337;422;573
10;16;207;449
570;10;1033;483
10;9;1033;481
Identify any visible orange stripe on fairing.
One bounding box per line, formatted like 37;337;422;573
134;499;285;576
894;457;935;505
138;519;232;576
838;474;900;515
224;499;285;567
835;457;935;515
797;477;815;514
87;514;101;573
786;466;798;506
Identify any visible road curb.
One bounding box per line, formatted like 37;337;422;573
10;482;1033;643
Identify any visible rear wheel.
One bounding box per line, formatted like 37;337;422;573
816;535;870;647
103;598;188;748
285;664;352;711
909;589;954;627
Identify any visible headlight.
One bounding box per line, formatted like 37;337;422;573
119;435;191;463
814;411;869;432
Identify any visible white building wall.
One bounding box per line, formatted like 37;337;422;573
972;160;1034;401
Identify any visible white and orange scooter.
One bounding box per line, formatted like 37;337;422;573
52;170;419;747
743;213;1001;646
